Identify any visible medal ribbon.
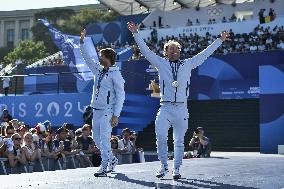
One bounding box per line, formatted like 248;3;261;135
96;69;108;93
170;61;180;82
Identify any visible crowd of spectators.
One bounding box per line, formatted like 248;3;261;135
0;108;142;175
131;25;284;60
185;14;239;26
259;8;276;24
29;53;64;68
94;24;284;61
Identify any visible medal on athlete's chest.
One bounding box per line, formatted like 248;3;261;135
172;80;179;88
170;61;181;88
96;70;108;95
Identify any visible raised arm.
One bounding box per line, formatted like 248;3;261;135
79;29;100;74
185;31;230;69
127;21;162;69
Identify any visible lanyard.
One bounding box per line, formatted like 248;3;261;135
96;69;108;92
170;61;180;81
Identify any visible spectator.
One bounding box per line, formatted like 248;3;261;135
10;119;19;130
139;22;146;30
158;16;162;28
5;125;15;138
269;8;276;21
17;125;28;142
118;128;135;154
75;128;82;137
42;131;58;159
2;73;10;96
110;136;120;156
258;9;265;24
277;40;284;49
76;124;98;167
53;127;81;161
186;19;192;26
150;29;158;43
196;19;200;25
7;133;27;168
131;46;141;60
188;127;211;158
230;14;237;22
62;123;75;141
222;17;227;23
249;42;258;52
21;132;42;166
0;109;12;123
153;21;156;28
83;106;93;127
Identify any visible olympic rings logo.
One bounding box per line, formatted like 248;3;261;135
207;8;223;16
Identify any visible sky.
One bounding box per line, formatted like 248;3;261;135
0;0;100;11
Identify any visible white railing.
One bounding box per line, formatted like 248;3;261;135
139;16;284;40
27;51;63;68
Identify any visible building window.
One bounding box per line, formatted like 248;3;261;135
7;29;14;47
21;28;29;40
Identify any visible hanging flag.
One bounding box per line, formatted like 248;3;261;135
38;19;97;81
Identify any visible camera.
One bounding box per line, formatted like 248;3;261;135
3;138;14;152
194;129;199;134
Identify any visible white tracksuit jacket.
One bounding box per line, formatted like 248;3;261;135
133;32;222;169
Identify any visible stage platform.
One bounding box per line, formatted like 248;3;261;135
1;152;283;189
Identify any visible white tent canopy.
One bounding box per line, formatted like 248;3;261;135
99;0;254;15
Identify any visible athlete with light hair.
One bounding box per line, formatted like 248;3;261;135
128;21;230;179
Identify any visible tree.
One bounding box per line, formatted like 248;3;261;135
64;8;118;35
4;40;49;65
0;46;14;66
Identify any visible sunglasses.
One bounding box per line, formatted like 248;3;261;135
13;138;21;141
7;132;14;135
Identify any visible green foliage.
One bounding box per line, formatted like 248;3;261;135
0;46;13;66
4;40;49;65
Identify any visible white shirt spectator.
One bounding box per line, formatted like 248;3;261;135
277;41;284;49
2;77;10;89
250;45;257;52
266;38;273;44
257;45;264;51
257;30;264;35
118;139;134;153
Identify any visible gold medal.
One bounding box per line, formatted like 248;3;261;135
172;81;179;88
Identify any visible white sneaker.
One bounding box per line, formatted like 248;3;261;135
156;164;169;178
172;168;181;180
107;157;118;173
94;164;107;177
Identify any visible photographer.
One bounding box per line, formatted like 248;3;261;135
7;133;27;168
83;106;93;127
118;128;136;154
76;124;99;167
188;127;211;158
0;109;12;123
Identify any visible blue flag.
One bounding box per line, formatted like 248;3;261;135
38;19;97;81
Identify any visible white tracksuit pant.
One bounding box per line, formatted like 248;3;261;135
155;103;189;169
92;108;115;167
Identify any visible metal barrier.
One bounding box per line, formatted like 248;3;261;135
0;69;151;96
